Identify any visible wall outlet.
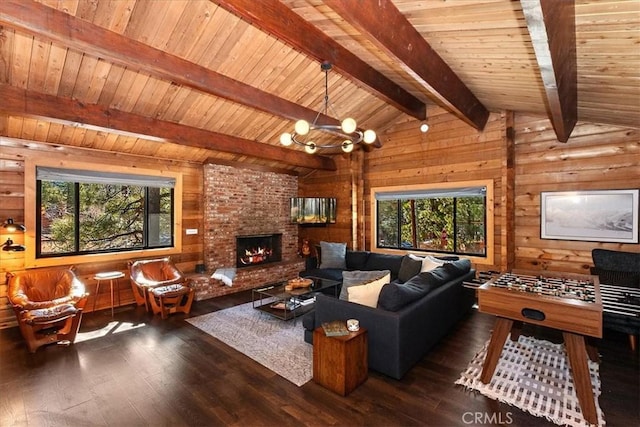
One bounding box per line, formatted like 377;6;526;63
185;228;198;235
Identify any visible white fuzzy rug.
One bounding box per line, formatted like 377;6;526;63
186;302;312;386
456;335;605;427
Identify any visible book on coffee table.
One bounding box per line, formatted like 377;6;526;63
321;320;349;337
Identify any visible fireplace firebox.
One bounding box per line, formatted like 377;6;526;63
236;234;282;268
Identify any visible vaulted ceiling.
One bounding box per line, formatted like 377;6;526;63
0;0;638;173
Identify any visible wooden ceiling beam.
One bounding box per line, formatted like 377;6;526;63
522;0;577;142
0;0;337;127
324;0;490;131
210;0;426;121
0;84;336;171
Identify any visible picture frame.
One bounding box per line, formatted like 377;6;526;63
290;197;336;225
540;189;639;243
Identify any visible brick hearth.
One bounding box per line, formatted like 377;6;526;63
198;164;304;300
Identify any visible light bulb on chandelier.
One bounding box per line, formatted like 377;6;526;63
280;62;377;154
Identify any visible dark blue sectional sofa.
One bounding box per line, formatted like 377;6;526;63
301;250;476;379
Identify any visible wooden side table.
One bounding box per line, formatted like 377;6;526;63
93;271;125;317
313;326;368;396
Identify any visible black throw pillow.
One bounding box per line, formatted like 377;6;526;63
397;255;423;283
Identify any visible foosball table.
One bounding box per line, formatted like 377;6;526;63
477;270;602;425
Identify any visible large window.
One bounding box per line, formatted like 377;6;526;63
36;167;175;258
375;185;488;257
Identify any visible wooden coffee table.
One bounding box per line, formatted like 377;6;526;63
477;270;602;425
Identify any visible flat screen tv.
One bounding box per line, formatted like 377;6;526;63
290;197;336;224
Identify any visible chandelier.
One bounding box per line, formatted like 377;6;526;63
280;62;377;154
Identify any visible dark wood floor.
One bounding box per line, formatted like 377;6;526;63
1;291;638;426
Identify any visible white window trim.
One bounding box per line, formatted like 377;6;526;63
370;179;494;266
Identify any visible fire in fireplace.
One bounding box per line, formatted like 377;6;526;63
236;234;282;268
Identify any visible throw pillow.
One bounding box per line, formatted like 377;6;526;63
378;272;437;311
211;267;236;287
340;270;391;300
347;273;391;308
319;241;347;269
397;255;423;283
421;255;446;272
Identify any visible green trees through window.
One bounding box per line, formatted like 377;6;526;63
376;187;487;256
37;170;174;257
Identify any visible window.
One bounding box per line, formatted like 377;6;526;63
374;184;488;257
36;167;175;258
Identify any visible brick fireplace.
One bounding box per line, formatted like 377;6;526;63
198;164;304;300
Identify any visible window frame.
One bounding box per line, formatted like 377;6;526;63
370;180;494;265
25;158;183;268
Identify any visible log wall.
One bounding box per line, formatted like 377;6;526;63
298;152;363;252
0;139;205;327
513;115;640;273
300;108;639;275
362;107;510;269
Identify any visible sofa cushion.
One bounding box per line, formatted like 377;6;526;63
397;255;423;283
592;249;640;272
319;241;347;269
346;251;370;270
591;267;640;288
340;270;390;300
377;272;439;311
443;258;472;276
347;273;391;308
364;253;404;279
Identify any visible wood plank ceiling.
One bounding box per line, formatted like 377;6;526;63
0;0;638;173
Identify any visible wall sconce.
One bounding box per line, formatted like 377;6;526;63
3;218;26;232
2;238;26;252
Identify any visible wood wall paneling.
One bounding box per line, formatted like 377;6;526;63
0;140;205;327
298;154;357;252
299;108;639;276
513;114;640;274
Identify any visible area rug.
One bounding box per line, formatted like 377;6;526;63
455;335;605;427
186;302;312;386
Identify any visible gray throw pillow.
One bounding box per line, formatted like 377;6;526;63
319;241;347;269
340;270;391;300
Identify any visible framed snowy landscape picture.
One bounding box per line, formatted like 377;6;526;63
541;189;639;243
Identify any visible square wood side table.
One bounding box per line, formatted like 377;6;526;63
313;326;368;396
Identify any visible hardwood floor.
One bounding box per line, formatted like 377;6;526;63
1;291;638;426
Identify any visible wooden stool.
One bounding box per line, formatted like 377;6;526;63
148;284;194;319
313;326;368;395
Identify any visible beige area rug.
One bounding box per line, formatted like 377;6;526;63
456;335;605;427
186;302;312;386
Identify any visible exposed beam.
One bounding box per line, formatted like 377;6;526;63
210;0;426;121
324;0;490;131
0;0;338;127
522;0;577;142
0;84;336;171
